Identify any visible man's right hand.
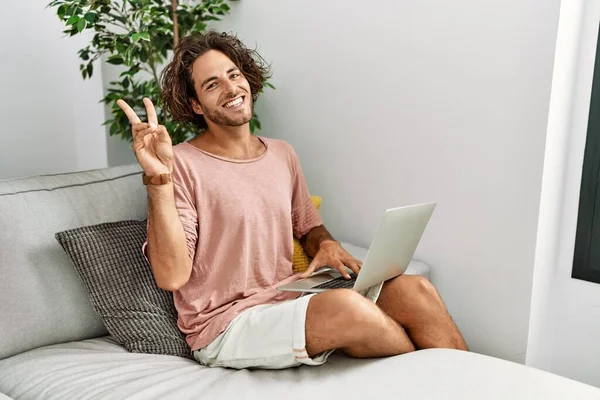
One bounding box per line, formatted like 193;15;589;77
116;97;174;176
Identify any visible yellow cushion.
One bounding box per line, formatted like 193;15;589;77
292;196;322;273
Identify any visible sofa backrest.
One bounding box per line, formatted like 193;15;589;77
0;164;147;360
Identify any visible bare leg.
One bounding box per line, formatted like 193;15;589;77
305;289;415;358
376;275;468;351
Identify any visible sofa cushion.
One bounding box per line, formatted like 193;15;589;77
55;219;191;359
0;164;147;360
292;195;322;273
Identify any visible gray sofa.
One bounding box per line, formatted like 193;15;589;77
1;164;599;399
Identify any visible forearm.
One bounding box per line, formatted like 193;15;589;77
146;184;192;291
300;225;337;258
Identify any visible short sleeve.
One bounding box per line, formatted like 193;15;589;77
289;146;323;238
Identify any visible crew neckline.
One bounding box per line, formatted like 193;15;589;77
183;136;269;164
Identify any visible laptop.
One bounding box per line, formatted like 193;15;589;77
277;202;436;293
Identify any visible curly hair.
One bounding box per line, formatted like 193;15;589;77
160;30;271;130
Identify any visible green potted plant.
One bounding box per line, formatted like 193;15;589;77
47;0;272;145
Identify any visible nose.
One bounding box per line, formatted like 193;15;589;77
222;79;236;95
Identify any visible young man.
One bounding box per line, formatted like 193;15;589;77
117;31;468;369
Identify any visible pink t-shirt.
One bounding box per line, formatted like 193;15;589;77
144;137;323;350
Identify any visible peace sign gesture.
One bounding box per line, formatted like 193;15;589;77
116;98;174;176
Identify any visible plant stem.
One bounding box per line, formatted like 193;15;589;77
172;0;179;47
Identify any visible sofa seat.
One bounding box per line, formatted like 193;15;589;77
1;336;599;400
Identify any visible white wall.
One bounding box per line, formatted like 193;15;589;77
0;3;107;180
15;0;600;384
527;0;600;388
212;0;561;363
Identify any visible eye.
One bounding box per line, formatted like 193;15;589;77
231;73;240;79
207;82;217;90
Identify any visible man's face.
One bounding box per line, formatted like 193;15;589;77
191;50;253;128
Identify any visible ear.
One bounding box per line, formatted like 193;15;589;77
191;98;204;116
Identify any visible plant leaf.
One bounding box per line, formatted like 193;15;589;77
193;22;207;32
84;12;97;23
66;15;79;25
57;4;67;20
77;18;86;32
107;55;124;65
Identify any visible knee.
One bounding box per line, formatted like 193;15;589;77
330;289;374;312
327;289;384;325
392;275;441;307
412;276;438;298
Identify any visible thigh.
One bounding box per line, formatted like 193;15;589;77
304;284;385;357
194;294;332;370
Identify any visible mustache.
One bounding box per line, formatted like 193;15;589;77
220;89;248;104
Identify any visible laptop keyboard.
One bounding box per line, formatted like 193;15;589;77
312;273;358;290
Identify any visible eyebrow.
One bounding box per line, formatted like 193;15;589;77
200;67;239;89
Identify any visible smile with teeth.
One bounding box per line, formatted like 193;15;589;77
223;96;244;108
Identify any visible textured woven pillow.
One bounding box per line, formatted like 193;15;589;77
292;195;322;273
55;220;191;359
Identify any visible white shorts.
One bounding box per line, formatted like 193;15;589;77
193;284;383;370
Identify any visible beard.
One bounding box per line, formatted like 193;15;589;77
199;97;254;127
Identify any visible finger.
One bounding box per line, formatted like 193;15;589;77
132;127;156;151
155;125;172;144
132;122;153;132
116;99;141;124
344;258;361;276
136;127;157;139
143;98;158;126
300;258;321;278
131;123;154;138
332;260;351;279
